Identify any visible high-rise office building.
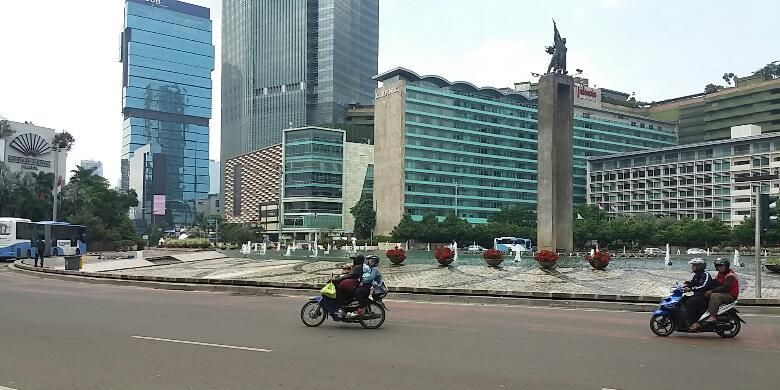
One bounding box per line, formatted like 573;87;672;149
79;160;104;177
120;0;214;230
221;0;379;163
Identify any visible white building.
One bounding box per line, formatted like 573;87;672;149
587;125;780;226
79;160;103;177
0;120;67;182
209;159;220;195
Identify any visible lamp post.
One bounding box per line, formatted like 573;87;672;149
51;146;61;222
454;181;461;218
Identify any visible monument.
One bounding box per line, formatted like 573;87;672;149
536;20;574;253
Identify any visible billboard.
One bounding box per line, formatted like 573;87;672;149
152;194;166;216
575;85;602;109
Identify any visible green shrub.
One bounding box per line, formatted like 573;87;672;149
162;238;209;248
767;257;780;265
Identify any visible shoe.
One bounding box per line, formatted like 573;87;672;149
688;322;701;332
337;309;345;318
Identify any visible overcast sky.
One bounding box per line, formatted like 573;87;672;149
0;0;777;187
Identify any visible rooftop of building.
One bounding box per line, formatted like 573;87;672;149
588;131;780;162
374;67;532;103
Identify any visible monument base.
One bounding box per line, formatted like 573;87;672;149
536;73;574;253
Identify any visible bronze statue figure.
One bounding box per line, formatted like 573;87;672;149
545;20;567;74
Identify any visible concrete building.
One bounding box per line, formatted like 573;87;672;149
587;125;780;226
220;0;379;163
120;0;215;230
0;120;67;181
372;68;678;235
224;144;283;234
223;127;373;240
208;159;219;194
79;160;103;177
195;193;220;217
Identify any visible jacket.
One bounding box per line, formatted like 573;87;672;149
713;270;740;299
685;271;714;296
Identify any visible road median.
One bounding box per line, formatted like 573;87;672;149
10;260;780;315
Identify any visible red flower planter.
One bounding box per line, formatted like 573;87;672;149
435;247;455;266
534;250;559;269
386;247;406;265
483;248;504;267
586;251;610;270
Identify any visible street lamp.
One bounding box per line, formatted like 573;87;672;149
454;181;461;218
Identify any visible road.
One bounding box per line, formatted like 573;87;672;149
1;264;779;390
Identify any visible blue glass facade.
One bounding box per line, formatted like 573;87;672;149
121;0;214;228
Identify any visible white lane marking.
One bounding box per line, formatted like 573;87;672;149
1;386;22;390
132;336;273;353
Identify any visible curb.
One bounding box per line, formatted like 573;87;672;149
10;261;780;315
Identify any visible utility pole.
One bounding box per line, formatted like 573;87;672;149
454;181;460;218
51;147;59;221
755;192;762;298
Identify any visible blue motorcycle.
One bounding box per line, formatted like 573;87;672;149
650;285;744;338
300;286;388;329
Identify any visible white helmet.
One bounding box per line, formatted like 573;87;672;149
688;258;706;271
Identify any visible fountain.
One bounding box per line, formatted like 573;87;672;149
325;243;331;255
260;242;267;256
733;249;744;267
664;243;672;266
452;241;458;261
513;249;522;263
311;241;319;257
284;245;292;257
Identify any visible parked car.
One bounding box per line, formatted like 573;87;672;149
644;247;664;255
465;244;486;253
686;248;707;255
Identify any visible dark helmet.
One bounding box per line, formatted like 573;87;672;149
688;258;706;272
366;255;380;267
714;257;731;270
349;253;365;265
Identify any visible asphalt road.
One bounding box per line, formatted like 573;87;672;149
1;264;779;390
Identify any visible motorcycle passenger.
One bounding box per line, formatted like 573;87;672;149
332;254;365;307
350;255;381;318
702;258;740;325
683;258;714;332
365;255;387;296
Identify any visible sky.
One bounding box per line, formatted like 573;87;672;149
0;0;777;187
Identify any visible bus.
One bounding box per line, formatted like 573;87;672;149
493;237;532;253
0;219;86;259
37;221;87;256
0;218;33;259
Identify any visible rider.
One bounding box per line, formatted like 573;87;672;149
333;254;365;308
350;254;381;318
683;258;714;332
702;258;740;325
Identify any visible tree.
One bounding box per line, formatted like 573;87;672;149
752;61;779;80
0;120;14;139
52;131;75;151
489;206;536;227
722;72;737;85
731;216;755;246
350;196;376;239
704;83;724;94
390;214;418;242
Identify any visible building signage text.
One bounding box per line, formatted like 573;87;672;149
375;86;400;99
7;155;51;169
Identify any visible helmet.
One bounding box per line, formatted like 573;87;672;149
688;258;706;272
366;255;380;267
714;257;730;270
349;253;365;265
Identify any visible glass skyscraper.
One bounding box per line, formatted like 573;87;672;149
120;0;214;229
221;0;379;164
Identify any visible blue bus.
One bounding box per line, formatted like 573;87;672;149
0;218;86;259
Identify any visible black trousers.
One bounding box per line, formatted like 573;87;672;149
35;252;45;267
684;295;709;325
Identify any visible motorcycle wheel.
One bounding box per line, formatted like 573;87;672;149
300;302;326;327
716;315;741;338
650;314;675;337
359;302;386;329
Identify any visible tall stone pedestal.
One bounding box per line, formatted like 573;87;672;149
536;73;574;253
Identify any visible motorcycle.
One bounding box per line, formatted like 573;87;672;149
300;284;388;329
650;285;745;338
